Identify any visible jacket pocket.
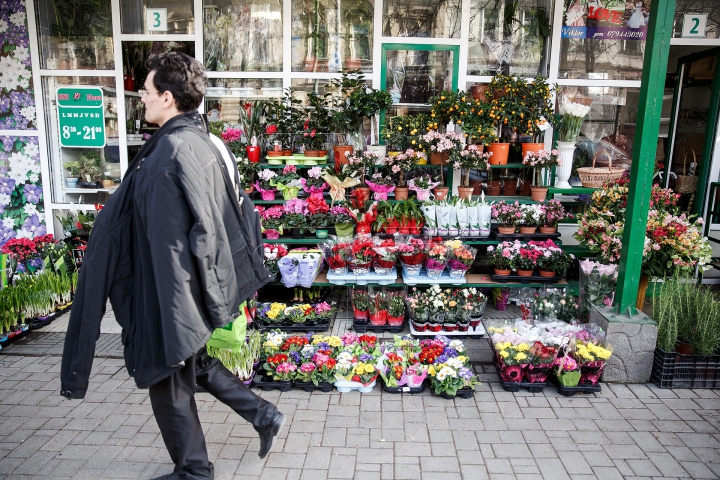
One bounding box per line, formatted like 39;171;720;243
228;231;252;294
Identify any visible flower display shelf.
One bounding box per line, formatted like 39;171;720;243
650;347;720;389
334;378;377;393
28;303;72;330
252;370;293;392
490;274;562;284
409;322;486;339
379;377;426;394
0;326;30;349
548;374;602;397
255;320;331;333
259;163;336;169
327;267;398;286
493;362;546;393
432;386;475;400
265;155;328;166
293;381;335;393
402;269;467;286
491;230;562;242
352;321;404;334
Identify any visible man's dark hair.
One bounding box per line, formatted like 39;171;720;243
145;52;206;112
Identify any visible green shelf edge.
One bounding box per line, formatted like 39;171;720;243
547;187;598;195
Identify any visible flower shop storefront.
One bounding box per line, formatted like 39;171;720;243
0;0;720;393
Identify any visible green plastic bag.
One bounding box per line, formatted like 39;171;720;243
206;301;248;352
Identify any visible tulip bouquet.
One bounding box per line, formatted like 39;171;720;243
557;92;593;143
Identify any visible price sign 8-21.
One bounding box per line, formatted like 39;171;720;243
56;87;106;148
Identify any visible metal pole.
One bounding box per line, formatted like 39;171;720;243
614;0;677;315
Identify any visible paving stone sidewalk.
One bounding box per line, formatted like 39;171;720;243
1;301;719;479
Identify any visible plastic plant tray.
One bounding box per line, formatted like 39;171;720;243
327;267;398;286
293;381;334;393
255;320;330;333
409;322;486;338
548;373;602;396
334;379;376;393
28;303;72;330
380;377;425;394
493;362;546;393
402;269;467;286
491;230;562;242
490;274;562;284
252;371;293;392
352;321;404;334
432;387;475;399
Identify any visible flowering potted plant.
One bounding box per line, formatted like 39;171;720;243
486;241;520;275
351;287;370;323
303;166;329;199
255;169;278;200
236;157;260;193
577;260;618;322
262;243;288;278
348;237;375;274
262;353;295;388
445;241;477;278
491;201;523;233
574;341;612;385
518;76;554;148
554;353;581;387
372;239;398;274
313;302;334;323
407;291;430;330
407;174;439;201
556;91;593;187
368;291;388;326
350;362;379;387
522;149;560;201
517;204;542;234
329;205;355;238
539;200;569;233
420;130;464;199
346;150;381;200
525;341;558;383
260;206;284;238
515;246;539;276
426;241;448;278
452;145;491;198
283;198;309;238
386;293;405;326
397;238;427;276
495;342;530;383
321;241;351;275
428;359;478;398
384;149;424;200
271;165;306;200
365;172;396;200
532;239;574;276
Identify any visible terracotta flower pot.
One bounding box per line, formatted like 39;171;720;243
304;150;321;157
517;269;534;276
519;226;537;234
433;187;449;201
494;268;511;276
487;143;509;165
243;185;255;195
282;150;292;156
334;145;353;172
531;186;548;202
538;270;556;277
485;180;502;196
503;179;517;196
267;151;283;157
394;187;409;201
539;226;557;234
521;142;545;157
498;226;516;234
430;152;450;165
457;186;474;199
355;187;371;203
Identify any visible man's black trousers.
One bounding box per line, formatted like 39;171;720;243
148;347;278;479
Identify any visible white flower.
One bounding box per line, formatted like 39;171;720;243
28;173;39;182
17;229;33;239
0;19;7;33
20;106;35;121
9;11;26;26
2;218;14;228
23;203;38;216
0;193;9;207
13;46;29;62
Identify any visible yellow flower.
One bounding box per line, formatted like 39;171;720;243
515;352;528;361
495;342;510;350
428;365;436;376
499;350;509;358
326;336;342;348
515;343;529;352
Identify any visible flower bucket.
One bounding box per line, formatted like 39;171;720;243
260;189;277;200
401;261;422;277
349;261;371;275
246;145;261;163
353;308;369;321
299;258;319;280
443;323;457;332
373;258;396;275
331;265;348;275
369;311;387;326
413;321;428;331
335;223;355;237
487;143;509;165
469;227;480;236
264;229;280;239
525;365;552;383
427;323;442;332
580;362;605;385
457;323;470;332
449;268;467;279
387;315;404;326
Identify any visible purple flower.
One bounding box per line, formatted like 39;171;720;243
23;184;41;203
434;335;450;346
0;177;15;195
359;353;373;363
316;342;330;351
22;214;46;237
458;367;474;381
289;351;301;363
436;354;449;364
0;98;9;114
0;225;17;246
443;347;458;358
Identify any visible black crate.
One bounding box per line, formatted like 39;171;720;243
490;274;562;284
352;321;404;334
651;347;720;389
493;362;547;393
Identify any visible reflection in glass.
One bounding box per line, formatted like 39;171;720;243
122;42;196;96
290;79;333;106
467;0;552;76
34;0;114;69
42;77;119;203
385;49;454;104
674;0;719;38
120;0;194;34
557;86;639;173
203;0;283;71
383;0;461;38
291;0;374;73
204;79;283;123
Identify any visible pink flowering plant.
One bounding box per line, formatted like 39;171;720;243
314;301;334;320
384;149;424;187
255;168;278;191
452;145;491;188
540;200;571;228
346;150;382;185
260;206;285;232
274;362;298;381
491;201;524;227
530;240;574;273
522;149;560;187
282;198;309;230
304;166;329;192
329;205;354;224
295;362;318;383
486;240;523;271
554;352;581;387
420;131;464;184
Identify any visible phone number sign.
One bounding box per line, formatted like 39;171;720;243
57;87;106;148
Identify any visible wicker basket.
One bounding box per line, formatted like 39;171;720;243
675;149;698;194
577;150;625;188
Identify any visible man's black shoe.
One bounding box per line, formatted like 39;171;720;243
258;412;285;459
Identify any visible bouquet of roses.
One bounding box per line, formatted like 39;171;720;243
445;240;477;275
373;238;398;274
398;237;427;266
426;241;448;276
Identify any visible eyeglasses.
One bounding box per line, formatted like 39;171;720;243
139;89;161;97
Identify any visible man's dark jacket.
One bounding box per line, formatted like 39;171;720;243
61;112;272;398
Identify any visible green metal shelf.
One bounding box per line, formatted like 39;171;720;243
259;163;334;169
489;163;531;169
547;187;598;195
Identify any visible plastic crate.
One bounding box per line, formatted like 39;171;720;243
651;347;720;389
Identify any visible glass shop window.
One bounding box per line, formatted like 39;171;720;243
383;0;461;38
120;0;194;34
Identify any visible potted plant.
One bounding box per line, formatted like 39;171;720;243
533;240;573;277
386;293;405;327
522;149;560;202
63;160;80;188
303;166;329;199
259;206;284;238
368;290;388;326
539;200;569;234
329;204;355;237
282;199;309;238
419;130;464;200
345;150;380;202
491;201;523;234
365;172;395;200
518;76;555;156
407;174;439;202
238;100;267;162
271;165;305;200
382;149;419;200
351;287;370;323
382;115;431;154
237;157;260;194
452;145;491;199
486;241;518;276
485;75;528;165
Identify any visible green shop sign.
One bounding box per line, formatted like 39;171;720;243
56;87;106;148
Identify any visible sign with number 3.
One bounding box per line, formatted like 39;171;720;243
146;8;168;32
682;14;707;38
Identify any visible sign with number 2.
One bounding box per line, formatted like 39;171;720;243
682;14;707;38
146;8;168;32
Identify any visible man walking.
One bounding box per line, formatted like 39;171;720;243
60;52;284;479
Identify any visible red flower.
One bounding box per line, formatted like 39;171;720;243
266;124;278;135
